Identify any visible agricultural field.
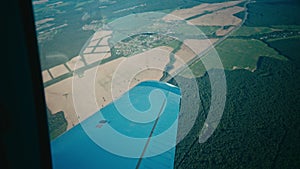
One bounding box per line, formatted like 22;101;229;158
171;0;300;168
183;38;285;78
32;0;300;167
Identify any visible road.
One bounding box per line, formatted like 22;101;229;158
161;0;251;82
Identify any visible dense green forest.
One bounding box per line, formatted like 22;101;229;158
172;40;300;168
47;108;68;140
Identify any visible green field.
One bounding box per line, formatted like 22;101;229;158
197;26;221;36
231;26;276;37
270;25;300;31
185;38;285;78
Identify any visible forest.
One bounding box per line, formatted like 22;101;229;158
172;38;300;168
47;108;68;140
